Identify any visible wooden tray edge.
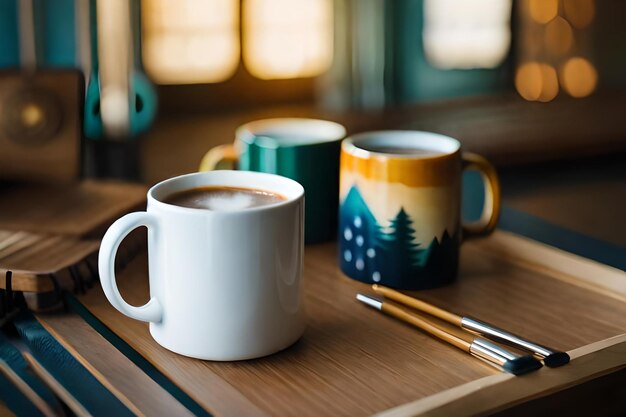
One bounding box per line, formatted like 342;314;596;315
376;333;626;417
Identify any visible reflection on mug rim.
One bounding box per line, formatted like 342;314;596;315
343;130;461;160
236;118;346;148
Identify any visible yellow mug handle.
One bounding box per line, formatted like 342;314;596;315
199;144;238;171
461;152;501;237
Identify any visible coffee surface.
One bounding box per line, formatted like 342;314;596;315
359;145;444;156
164;186;286;211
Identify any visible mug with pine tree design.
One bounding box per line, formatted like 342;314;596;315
339;131;500;290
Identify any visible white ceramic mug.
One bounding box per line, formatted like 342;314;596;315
98;171;306;360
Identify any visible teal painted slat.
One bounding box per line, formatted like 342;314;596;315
65;294;212;417
12;313;135;417
41;0;76;67
0;367;46;416
0;332;60;417
0;0;20;67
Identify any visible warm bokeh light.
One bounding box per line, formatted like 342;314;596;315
537;64;559;102
142;0;239;84
516;63;542;101
564;0;595;29
545;17;573;56
528;0;558;24
243;0;333;80
515;62;558;102
560;57;597;97
423;0;512;69
21;104;43;127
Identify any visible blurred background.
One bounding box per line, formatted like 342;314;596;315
0;0;625;187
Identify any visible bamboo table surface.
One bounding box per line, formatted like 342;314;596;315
66;230;626;417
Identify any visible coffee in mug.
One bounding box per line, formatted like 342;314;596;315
164;186;287;211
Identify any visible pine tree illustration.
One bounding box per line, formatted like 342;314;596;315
381;208;425;280
424;228;459;282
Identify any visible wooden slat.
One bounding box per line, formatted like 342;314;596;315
27;240;99;274
77;231;626;417
0;232;44;258
0;272;52;293
3;236;68;268
21;352;92;417
0;359;56;417
36;312;195;417
0;230;99;292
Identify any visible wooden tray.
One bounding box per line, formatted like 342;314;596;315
46;231;626;416
0;230;100;293
0;180;147;237
0;180;146;294
0;180;147;312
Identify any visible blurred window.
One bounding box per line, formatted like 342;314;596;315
142;0;240;84
142;0;333;84
243;0;333;80
423;0;512;69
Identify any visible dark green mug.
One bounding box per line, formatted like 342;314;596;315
200;118;346;243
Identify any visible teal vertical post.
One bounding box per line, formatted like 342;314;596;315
386;0;513;103
40;0;76;67
0;0;20;67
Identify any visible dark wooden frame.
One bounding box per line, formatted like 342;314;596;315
155;66;315;115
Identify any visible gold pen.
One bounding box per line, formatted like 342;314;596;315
372;285;570;367
357;293;542;375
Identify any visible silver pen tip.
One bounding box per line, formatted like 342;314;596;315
356;293;383;310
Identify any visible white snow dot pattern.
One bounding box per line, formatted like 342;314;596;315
354;216;362;228
356;235;364;247
366;248;375;258
344;250;352;262
356;258;365;271
344;227;353;241
372;271;381;282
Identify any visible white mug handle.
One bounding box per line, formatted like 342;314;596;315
98;212;162;322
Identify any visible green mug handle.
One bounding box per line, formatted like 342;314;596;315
199;144;239;171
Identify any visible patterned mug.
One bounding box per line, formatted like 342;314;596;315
339;131;500;290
